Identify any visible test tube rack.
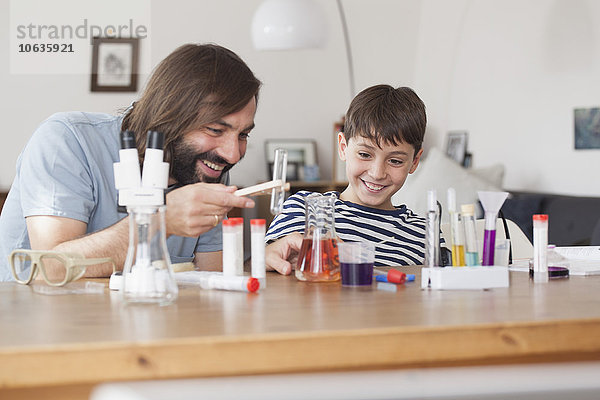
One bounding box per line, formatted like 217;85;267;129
421;266;509;290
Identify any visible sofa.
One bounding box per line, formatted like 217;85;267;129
502;191;600;246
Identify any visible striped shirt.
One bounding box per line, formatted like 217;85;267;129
265;191;431;266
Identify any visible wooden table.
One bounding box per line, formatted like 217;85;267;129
2;267;600;399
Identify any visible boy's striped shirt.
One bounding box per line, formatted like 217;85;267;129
265;191;432;266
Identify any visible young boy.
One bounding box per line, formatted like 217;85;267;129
265;85;433;274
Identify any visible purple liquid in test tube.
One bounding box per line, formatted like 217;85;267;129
482;229;496;266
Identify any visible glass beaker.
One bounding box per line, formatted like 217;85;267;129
122;206;178;305
295;193;340;282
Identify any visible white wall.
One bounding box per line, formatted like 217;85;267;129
415;0;600;196
1;0;599;196
0;0;420;190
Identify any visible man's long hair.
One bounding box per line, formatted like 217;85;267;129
121;43;262;173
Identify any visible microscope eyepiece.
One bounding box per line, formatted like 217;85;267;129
120;130;137;149
146;130;164;150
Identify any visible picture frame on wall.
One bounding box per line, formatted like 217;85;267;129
265;139;318;182
574;107;600;149
445;131;469;166
91;37;139;92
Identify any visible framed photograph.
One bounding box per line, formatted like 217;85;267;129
574;107;600;149
269;161;301;182
265;139;318;181
445;131;468;166
91;37;139;92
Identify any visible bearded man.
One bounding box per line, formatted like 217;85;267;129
0;44;261;280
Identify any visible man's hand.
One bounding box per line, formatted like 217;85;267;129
265;232;303;275
166;183;255;237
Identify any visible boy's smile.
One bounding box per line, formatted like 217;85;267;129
338;134;422;210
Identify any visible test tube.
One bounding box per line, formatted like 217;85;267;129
461;204;480;266
174;271;259;293
532;214;549;282
228;217;244;276
251;219;266;288
478;191;508;266
270;148;288;215
447;188;465;266
202;274;259;293
424;190;440;268
222;219;237;276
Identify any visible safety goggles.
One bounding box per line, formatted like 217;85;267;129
9;249;116;286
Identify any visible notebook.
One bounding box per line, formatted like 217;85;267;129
509;246;600;276
554;247;600;276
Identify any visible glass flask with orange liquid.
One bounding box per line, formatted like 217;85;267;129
295;193;340;282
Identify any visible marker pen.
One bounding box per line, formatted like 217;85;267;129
375;270;415;284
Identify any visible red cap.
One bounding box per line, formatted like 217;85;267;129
251;219;266;226
387;269;406;284
533;214;548;221
247;277;260;293
229;217;243;225
222;219;236;227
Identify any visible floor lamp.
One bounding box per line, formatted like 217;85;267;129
251;0;356;99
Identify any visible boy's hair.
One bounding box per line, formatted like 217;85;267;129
122;43;261;169
343;85;426;154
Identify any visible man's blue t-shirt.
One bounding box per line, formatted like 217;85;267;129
0;112;223;281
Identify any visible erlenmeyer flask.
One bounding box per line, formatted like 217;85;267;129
122;205;178;305
295;193;340;282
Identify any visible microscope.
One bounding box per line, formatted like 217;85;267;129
113;130;178;305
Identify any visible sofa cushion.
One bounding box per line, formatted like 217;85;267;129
545;196;600;245
392;147;504;220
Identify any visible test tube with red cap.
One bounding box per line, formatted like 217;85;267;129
175;271;260;293
251;219;266;288
201;274;259;293
227;217;244;276
532;214;549;282
222;219;242;276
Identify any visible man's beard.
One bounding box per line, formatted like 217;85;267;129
170;139;236;185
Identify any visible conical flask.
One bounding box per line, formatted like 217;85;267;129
122;205;178;305
295;193;340;282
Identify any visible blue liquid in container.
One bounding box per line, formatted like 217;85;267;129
465;252;479;266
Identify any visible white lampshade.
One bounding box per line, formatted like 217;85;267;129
251;0;327;50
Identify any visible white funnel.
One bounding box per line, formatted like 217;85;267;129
478;191;508;227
